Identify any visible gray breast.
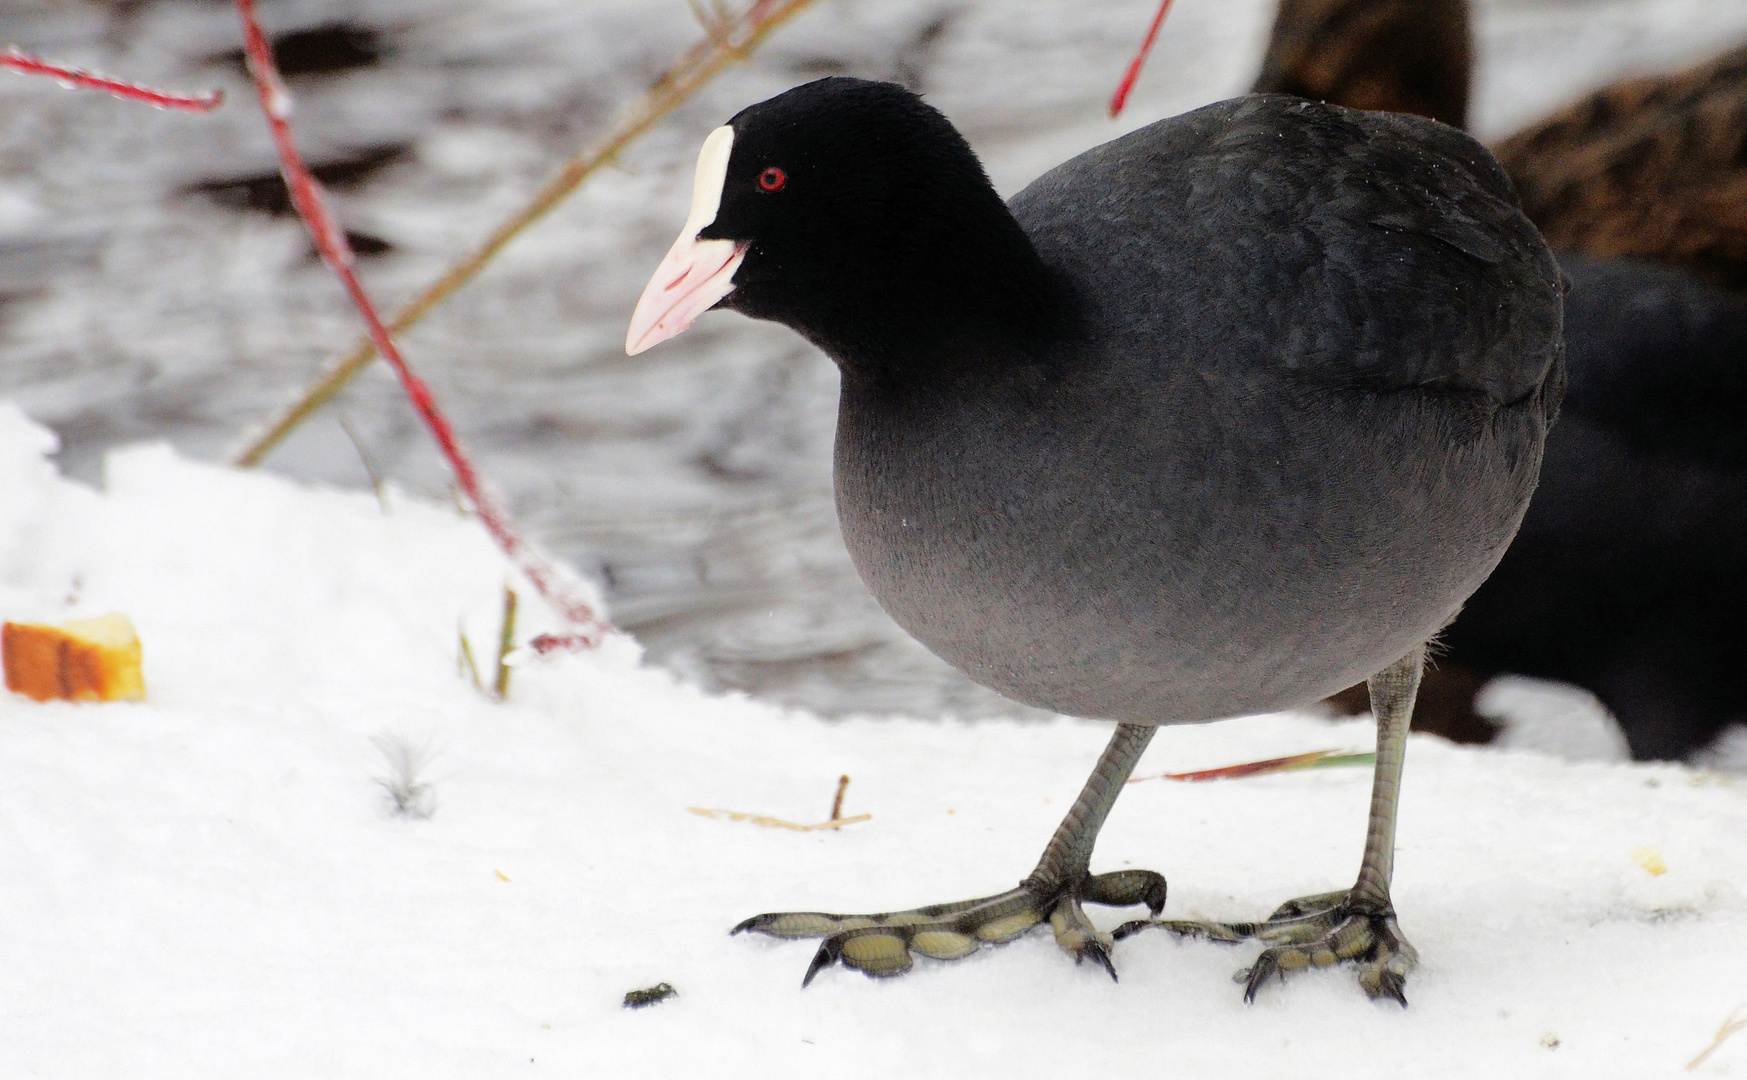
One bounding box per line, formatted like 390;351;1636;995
835;375;1541;723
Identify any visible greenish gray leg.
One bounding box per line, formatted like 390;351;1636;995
733;722;1167;986
1117;644;1426;1005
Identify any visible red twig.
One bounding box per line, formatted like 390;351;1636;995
232;0;612;648
1108;0;1176;119
2;48;222;111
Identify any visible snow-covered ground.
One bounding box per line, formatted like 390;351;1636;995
3;407;1746;1076
5;0;1747;719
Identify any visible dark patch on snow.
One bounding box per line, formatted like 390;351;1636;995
622;982;677;1009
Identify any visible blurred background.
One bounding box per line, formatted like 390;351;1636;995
2;0;1745;749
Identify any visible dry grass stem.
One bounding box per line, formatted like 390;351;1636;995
232;0;822;469
1127;748;1374;784
337;413;389;511
458;625;484;690
1687;1005;1747;1071
687;807;871;831
492;585;519;699
829;773;850;821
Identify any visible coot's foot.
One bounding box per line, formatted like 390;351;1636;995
732;869;1166;986
1116;890;1418;1005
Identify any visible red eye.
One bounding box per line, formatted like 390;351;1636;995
758;166;787;192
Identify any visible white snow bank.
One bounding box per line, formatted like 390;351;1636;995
1;403;1743;1078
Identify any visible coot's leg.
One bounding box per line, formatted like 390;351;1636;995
1117;644;1426;1005
733;722;1168;985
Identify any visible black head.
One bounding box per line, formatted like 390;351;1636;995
627;78;1062;380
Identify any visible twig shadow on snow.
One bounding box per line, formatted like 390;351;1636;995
372;732;441;819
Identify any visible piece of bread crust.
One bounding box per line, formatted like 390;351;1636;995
3;613;145;703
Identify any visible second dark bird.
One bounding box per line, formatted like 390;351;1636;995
1259;0;1747;759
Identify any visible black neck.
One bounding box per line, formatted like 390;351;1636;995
727;181;1073;384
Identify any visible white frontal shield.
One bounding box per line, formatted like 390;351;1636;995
626;126;747;355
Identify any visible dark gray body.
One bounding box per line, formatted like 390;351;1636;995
833;96;1564;724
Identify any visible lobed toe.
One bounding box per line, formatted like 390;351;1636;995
910;930;979;960
735;912;873;937
836;930;914;978
1081;870;1168;915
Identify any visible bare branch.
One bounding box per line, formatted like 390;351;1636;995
1108;0;1175;119
233;0;612;646
232;0;822;468
2;48;222;111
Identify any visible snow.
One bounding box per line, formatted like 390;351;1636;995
1481;677;1636;764
3;405;1745;1077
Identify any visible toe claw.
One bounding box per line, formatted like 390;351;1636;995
1084;940;1119;982
1241;953;1284;1004
802;937;842;988
1364;966;1409;1006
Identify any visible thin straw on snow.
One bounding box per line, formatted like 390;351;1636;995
457;626;485;692
1127;748;1374;783
689;772;868;830
231;0;612;648
335;414;388;512
687;807;871;832
230;0;823;469
1;48;223;111
1688;1005;1747;1071
492;586;519;700
828;774;851;821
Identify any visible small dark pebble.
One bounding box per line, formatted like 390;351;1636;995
622;982;677;1009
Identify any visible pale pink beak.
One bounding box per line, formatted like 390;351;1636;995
626;236;746;355
627;125;744;355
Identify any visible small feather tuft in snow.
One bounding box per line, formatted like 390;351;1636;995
372;733;438;819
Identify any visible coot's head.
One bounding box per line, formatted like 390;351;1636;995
627;78;1055;372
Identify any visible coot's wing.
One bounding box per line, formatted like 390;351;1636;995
1010;96;1563;406
1203;97;1564;405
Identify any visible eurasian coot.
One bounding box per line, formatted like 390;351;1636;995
627;78;1563;1003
